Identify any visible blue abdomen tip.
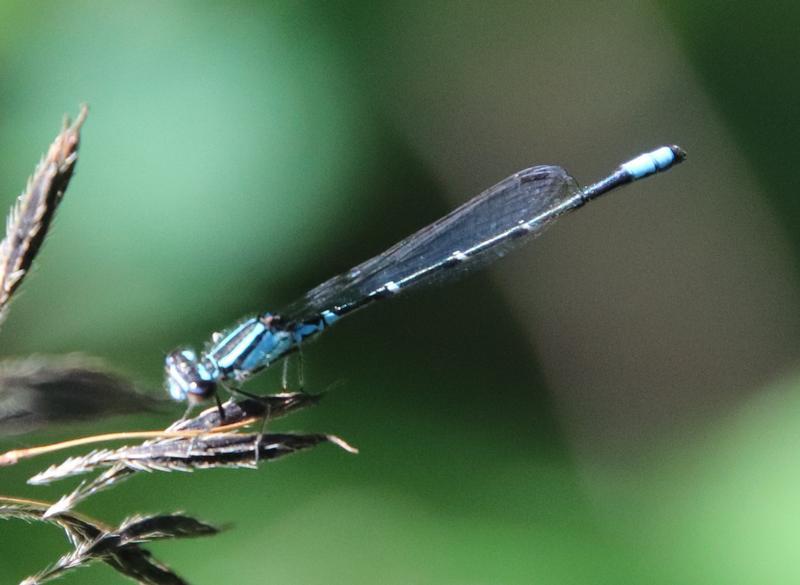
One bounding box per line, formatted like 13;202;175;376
621;145;686;180
650;146;676;169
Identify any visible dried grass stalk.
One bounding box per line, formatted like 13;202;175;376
168;392;321;432
33;432;354;483
0;106;88;322
28;392;356;516
0;496;101;547
1;496;215;585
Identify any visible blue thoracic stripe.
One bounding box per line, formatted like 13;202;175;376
237;329;291;373
213;321;267;370
204;314;334;383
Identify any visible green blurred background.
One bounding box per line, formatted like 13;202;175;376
2;1;800;583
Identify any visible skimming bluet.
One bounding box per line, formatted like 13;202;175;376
166;145;686;405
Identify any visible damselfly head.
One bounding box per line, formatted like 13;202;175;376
165;348;217;403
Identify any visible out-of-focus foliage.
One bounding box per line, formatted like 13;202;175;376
1;2;799;584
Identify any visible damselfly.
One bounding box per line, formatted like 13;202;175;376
166;145;686;405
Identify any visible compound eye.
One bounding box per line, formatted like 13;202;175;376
166;348;198;367
187;379;217;402
165;348;212;402
167;376;187;401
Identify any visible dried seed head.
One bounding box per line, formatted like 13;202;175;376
1;497;209;585
0;106;88;322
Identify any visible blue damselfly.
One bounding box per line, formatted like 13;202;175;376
166;146;686;405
